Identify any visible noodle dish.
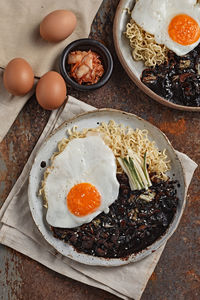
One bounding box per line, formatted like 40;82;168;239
39;120;180;259
125;0;200;107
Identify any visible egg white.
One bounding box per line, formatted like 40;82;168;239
44;136;119;228
132;0;200;56
131;0;167;36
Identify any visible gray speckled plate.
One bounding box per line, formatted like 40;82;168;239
28;109;186;267
113;0;200;112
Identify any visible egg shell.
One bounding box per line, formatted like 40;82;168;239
40;10;77;43
3;58;34;96
36;71;67;110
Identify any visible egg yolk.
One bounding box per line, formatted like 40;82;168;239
168;14;200;46
67;183;101;217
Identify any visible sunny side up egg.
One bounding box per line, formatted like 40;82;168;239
131;0;200;56
44;136;120;228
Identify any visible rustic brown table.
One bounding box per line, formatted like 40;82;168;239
0;1;199;299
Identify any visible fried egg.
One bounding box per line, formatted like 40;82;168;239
131;0;200;56
44;136;119;228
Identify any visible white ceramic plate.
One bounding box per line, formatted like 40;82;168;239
28;109;186;266
113;0;200;112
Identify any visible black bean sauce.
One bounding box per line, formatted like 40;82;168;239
40;161;46;168
141;44;200;107
51;174;179;258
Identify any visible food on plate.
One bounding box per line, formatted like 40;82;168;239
131;0;200;57
125;0;200;106
125;19;168;67
117;152;152;191
36;71;67;110
141;45;200;106
40;10;77;43
42;136;119;228
52;175;178;258
3;58;34;96
39;121;179;258
68;50;104;85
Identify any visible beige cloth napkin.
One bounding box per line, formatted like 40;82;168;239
0;0;102;142
0;96;197;300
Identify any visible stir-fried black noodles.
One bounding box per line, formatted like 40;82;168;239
52;174;179;258
141;44;200;107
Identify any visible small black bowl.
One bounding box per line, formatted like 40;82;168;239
60;38;113;91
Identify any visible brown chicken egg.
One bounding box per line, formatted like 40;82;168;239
36;71;67;110
40;10;77;43
3;58;34;96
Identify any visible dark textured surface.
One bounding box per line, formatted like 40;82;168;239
0;0;199;299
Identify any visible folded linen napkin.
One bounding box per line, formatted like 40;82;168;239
0;96;197;300
0;0;102;142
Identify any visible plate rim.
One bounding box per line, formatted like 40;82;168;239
28;108;187;267
113;0;200;112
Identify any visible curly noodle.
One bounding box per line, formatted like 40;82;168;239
125;18;168;67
